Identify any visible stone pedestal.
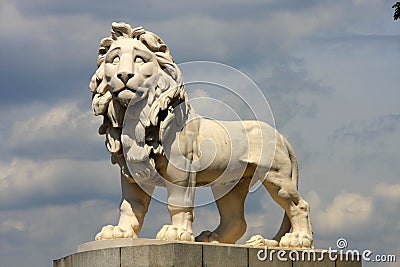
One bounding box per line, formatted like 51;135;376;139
54;239;361;267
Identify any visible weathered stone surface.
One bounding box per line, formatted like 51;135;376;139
248;247;292;267
336;257;362;267
77;238;170;252
292;250;335;267
53;255;72;267
121;243;202;267
71;248;119;267
120;245;151;267
202;243;248;267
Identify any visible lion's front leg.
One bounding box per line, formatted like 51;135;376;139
156;173;195;242
96;173;154;240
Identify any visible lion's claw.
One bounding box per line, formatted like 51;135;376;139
156;225;194;242
95;225;137;240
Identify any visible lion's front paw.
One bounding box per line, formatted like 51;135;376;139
195;230;220;243
245;235;279;247
156;225;195;242
279;232;313;248
95;225;137;240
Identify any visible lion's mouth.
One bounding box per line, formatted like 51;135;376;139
117;87;144;106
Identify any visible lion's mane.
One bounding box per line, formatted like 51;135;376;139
89;22;188;182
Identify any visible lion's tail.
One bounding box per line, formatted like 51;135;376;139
272;135;298;242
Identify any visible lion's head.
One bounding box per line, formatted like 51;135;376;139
89;22;188;181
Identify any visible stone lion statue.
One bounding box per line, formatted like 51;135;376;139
89;22;313;248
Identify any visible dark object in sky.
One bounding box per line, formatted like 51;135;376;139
393;2;400;20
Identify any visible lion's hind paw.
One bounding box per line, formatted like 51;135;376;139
279;232;313;248
156;225;195;242
245;235;279;247
195;230;221;243
95;225;137;240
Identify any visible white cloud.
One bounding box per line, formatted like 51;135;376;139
0;0;40;39
304;187;400;262
312;192;373;234
156;6;338;62
0;157;120;209
9;102;100;148
7;101;105;160
0;0;103;61
0;200;118;266
374;183;400;202
0;220;25;232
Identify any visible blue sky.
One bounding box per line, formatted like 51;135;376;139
0;1;399;266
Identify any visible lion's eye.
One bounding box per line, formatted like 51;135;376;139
135;56;145;64
112;56;120;64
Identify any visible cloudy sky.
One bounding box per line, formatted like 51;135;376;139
1;0;399;266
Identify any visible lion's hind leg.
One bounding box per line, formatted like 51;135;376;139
244;167;280;248
262;169;313;248
196;178;251;244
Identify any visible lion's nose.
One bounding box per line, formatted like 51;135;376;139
117;72;134;84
